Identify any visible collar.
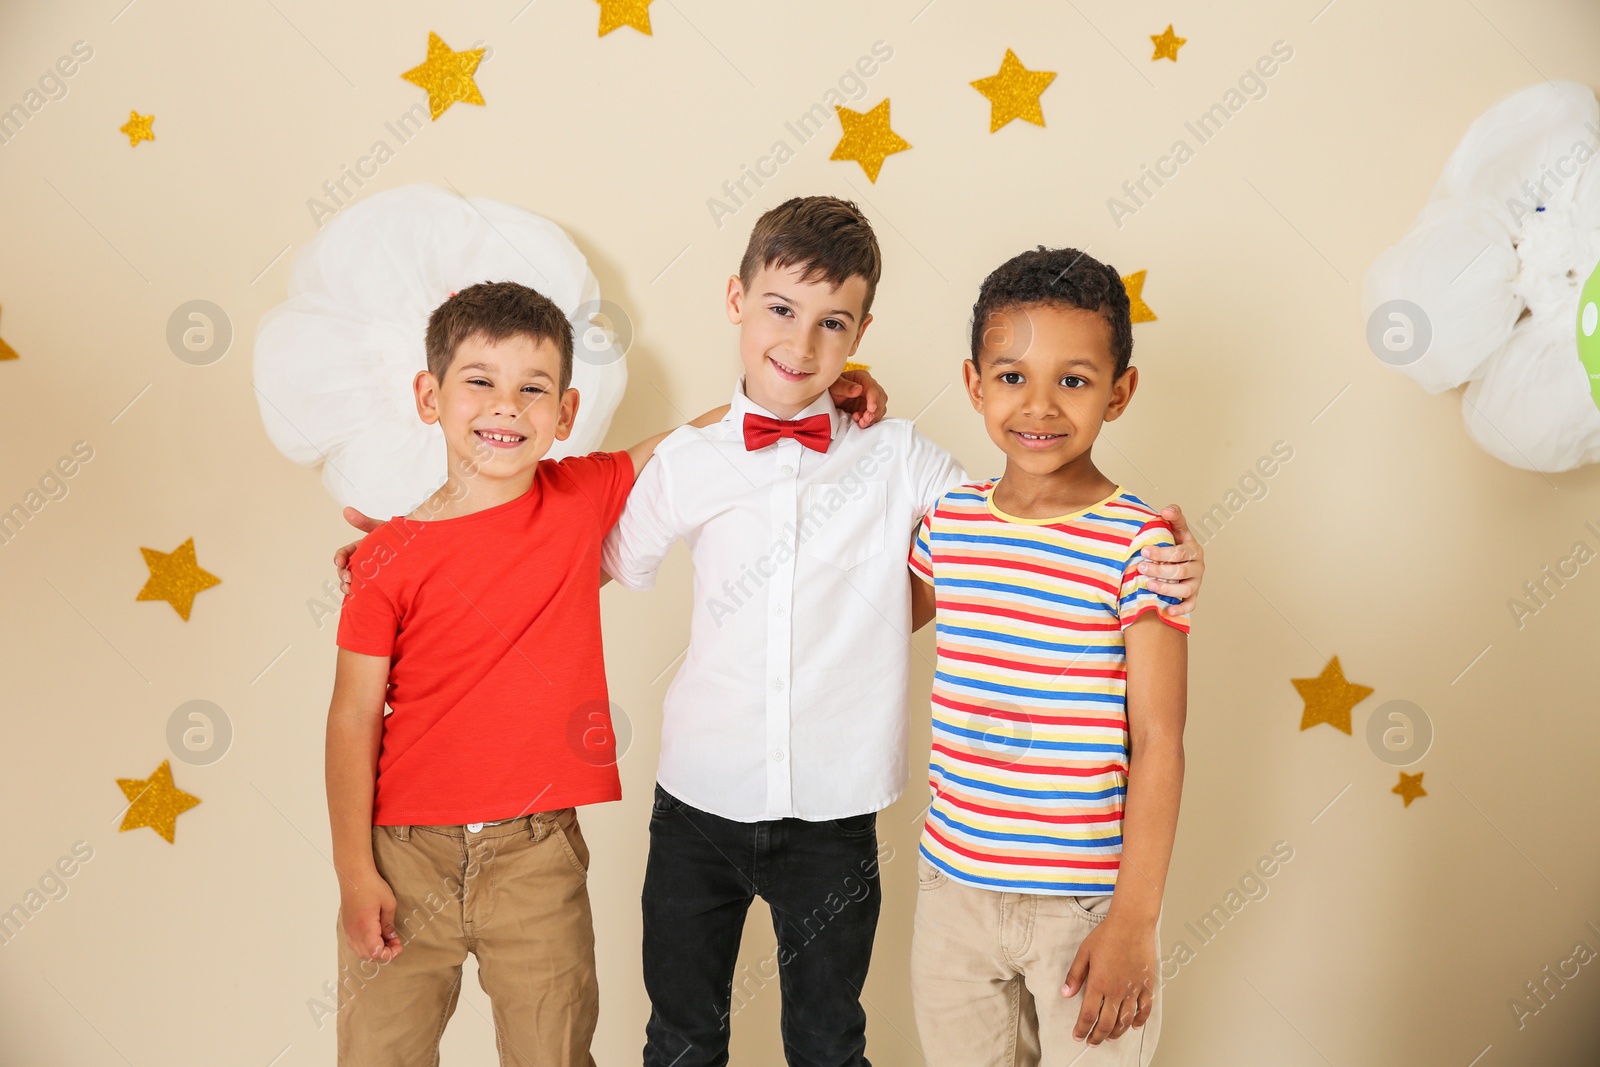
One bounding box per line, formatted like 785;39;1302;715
730;375;841;433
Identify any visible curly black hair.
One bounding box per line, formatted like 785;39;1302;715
969;247;1133;376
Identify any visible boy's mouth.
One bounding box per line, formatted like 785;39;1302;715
474;428;528;450
767;355;813;383
1010;429;1067;450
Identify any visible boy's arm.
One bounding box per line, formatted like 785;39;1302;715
623;403;729;484
1142;505;1204;616
600;429;691;590
622;430;673;491
1061;613;1187;1046
908;502;941;632
910;567;936;631
601;404;730;588
326;648;404;963
599;431;667;590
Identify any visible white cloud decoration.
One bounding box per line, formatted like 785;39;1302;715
1362;82;1600;472
253;184;629;516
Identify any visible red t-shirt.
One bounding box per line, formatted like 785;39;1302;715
336;451;634;825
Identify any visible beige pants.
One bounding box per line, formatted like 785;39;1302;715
911;857;1162;1067
334;810;599;1067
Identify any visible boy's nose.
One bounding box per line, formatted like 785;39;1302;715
1023;387;1060;417
492;392;526;419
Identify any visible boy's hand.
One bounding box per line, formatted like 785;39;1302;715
1062;915;1157;1045
831;367;888;428
1142;504;1204;617
339;868;404;963
334;507;382;596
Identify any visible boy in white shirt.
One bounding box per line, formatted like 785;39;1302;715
602;197;1205;1066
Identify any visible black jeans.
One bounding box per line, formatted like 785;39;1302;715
641;784;883;1067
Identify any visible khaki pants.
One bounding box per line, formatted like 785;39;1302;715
911;857;1162;1067
335;810;599;1067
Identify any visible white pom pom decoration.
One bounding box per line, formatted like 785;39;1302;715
253;184;629;515
1362;82;1600;471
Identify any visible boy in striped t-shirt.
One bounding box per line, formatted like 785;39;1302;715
908;247;1189;1065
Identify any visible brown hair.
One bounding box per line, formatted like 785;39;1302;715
738;196;883;317
424;281;575;389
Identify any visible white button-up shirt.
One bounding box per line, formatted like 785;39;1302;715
602;379;967;821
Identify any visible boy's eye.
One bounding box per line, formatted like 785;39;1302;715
522;385;546;395
1061;375;1086;388
467;377;490;387
999;372;1024;385
822;318;844;331
770;305;794;318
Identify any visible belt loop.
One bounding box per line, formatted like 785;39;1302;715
527;813;547;843
393;824;411;841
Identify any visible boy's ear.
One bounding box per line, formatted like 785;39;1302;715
962;357;985;412
845;312;874;358
1103;365;1139;422
725;275;745;325
554;387;581;441
414;371;441;424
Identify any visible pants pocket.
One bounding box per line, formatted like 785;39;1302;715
1066;892;1113;924
651;783;684;817
550;810;589;876
827;811;877;838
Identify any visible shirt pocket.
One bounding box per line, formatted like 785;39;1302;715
797;480;886;571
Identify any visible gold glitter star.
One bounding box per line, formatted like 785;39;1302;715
970;49;1056;132
1122;270;1157;323
596;0;654;35
401;32;486;121
1150;25;1187;62
1291;656;1373;734
117;760;201;843
119;110;155;146
137;537;221;621
0;305;18;361
830;99;911;184
1392;771;1427;807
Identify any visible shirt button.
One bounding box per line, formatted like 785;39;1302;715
466;823;483;833
780;464;794;475
772;604;785;618
771;677;784;692
772;749;786;762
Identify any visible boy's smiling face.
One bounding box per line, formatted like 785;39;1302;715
963;303;1138;477
726;262;872;418
414;330;578;485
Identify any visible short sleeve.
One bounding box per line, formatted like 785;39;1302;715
336;535;401;656
601;439;685;591
904;426;969;516
909;507;935;585
1118;519;1191;633
553;450;636;532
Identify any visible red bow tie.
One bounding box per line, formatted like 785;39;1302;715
742;412;832;453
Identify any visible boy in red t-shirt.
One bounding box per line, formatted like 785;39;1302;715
326;282;688;1066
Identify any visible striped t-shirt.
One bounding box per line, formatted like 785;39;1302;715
909;480;1190;895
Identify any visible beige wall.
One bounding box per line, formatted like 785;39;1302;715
4;0;1600;1063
